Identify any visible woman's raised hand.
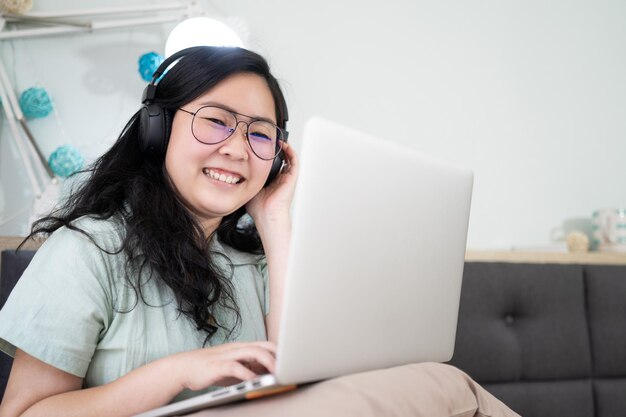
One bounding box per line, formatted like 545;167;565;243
246;142;299;227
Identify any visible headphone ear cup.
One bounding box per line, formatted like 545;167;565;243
138;103;169;155
138;105;151;152
163;109;173;150
264;153;284;187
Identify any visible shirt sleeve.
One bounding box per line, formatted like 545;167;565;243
0;225;116;377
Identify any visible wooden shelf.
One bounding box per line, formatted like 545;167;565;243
465;250;626;265
3;236;626;265
0;236;43;251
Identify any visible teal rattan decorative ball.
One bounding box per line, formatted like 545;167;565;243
48;144;84;178
19;87;53;119
138;52;164;82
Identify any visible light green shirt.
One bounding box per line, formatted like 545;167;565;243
0;216;269;396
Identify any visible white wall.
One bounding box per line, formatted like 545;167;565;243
0;0;172;234
1;0;625;250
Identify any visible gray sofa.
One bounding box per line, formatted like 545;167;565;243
2;250;625;416
449;262;626;417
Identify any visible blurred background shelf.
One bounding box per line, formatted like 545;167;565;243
0;236;43;251
465;250;626;265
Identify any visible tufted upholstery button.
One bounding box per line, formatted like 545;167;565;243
504;314;515;326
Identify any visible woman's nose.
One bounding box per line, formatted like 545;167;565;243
219;123;249;160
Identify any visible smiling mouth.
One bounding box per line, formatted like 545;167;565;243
202;168;243;184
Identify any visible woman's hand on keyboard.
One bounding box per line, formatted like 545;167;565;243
171;341;277;391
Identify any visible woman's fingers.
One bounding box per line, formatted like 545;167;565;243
216;361;258;382
281;142;299;176
218;344;276;374
179;341;277;391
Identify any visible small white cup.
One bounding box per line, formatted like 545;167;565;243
593;208;626;250
551;218;593;242
608;209;626;244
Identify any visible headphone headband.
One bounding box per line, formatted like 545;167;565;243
142;46;208;104
142;46;289;126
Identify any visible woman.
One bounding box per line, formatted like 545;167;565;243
0;46;297;416
0;46;519;417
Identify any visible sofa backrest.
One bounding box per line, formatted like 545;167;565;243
0;250;37;400
450;262;626;417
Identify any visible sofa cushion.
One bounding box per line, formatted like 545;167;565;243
585;265;626;376
483;380;594;417
593;379;626;417
451;262;592;382
449;262;594;416
585;265;626;417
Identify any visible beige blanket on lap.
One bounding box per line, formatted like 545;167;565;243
189;363;520;417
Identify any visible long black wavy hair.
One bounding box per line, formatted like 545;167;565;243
26;46;288;344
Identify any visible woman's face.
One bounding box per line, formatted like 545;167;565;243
165;72;276;232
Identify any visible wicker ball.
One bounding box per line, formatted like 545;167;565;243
138;52;164;82
19;87;53;119
566;230;590;253
48;144;84;178
0;0;33;14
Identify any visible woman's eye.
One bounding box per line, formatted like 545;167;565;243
249;131;272;141
206;117;227;127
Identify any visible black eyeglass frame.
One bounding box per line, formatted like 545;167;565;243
177;106;289;161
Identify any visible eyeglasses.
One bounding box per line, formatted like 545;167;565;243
178;105;288;161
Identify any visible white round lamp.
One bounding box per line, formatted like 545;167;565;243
165;17;244;57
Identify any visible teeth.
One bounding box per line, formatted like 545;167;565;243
205;169;241;184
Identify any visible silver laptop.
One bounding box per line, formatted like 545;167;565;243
135;117;474;417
